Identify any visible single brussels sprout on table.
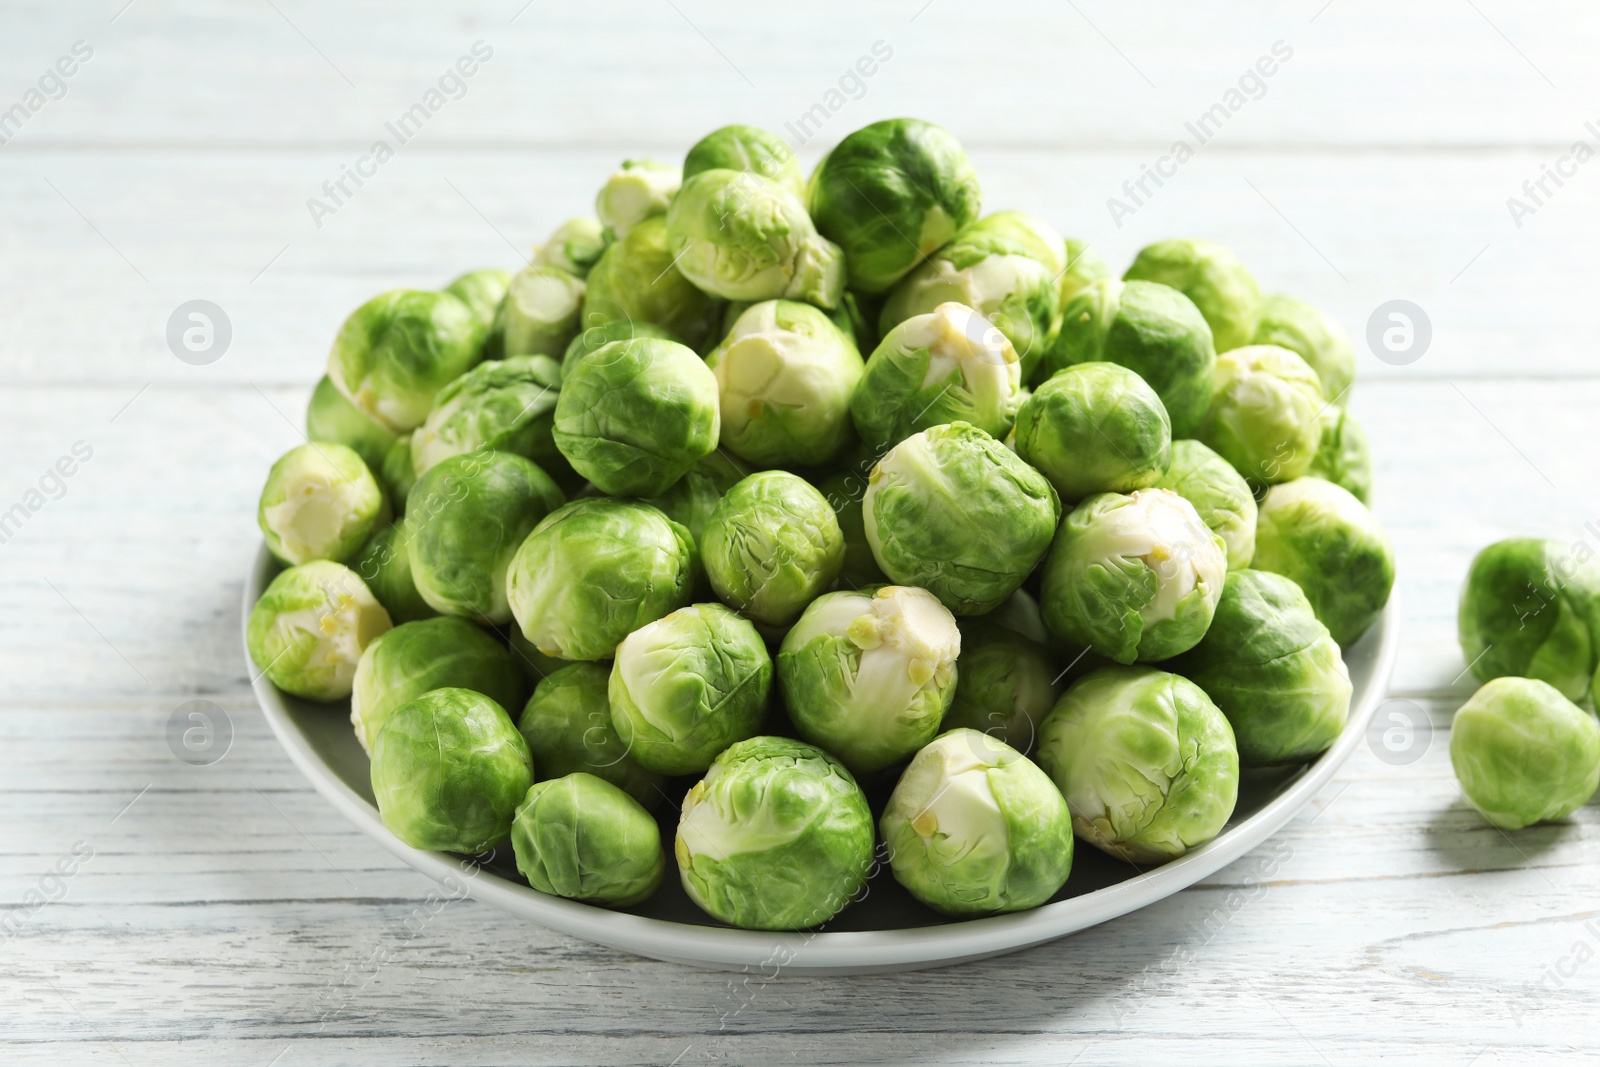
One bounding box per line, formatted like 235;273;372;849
1044;279;1215;435
851;301;1023;454
561;318;680;381
1171;569;1351;765
1014;361;1172;504
676;736;875;930
807;117;982;295
863;422;1059;615
517;662;665;808
370;687;533;853
778;586;961;775
582;215;722;351
306;374;400;474
327;286;488;433
941;621;1062;753
1309;404;1373;505
1041;488;1227;664
1458;538;1600;702
666;168;845;309
1153;439;1257;571
1199;345;1325;488
408;355;564;480
878;211;1065;380
532;216;608;278
701;472;845;628
882;729;1073;916
511;773;666;907
1451;677;1600;830
705;300;864;468
247;561;392;701
1124;239;1262;353
349;616;526;754
507;498;696;662
609;603;772;775
553;336;720;497
1254;477;1394;647
595;158;681;239
405;451;564;624
351;522;435;624
500;265;586;358
1058;238;1110;307
1252;293;1354;402
684;124;804;200
1037;665;1239;864
258;442;388;566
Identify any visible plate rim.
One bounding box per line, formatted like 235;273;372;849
244;543;1401;973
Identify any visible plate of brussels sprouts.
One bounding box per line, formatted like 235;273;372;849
245;117;1400;973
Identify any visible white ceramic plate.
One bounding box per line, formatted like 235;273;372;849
246;544;1400;975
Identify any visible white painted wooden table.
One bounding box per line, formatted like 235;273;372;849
5;2;1600;1062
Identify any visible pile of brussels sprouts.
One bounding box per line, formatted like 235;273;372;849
247;118;1396;930
1453;540;1600;830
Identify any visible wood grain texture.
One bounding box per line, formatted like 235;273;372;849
5;1;1600;1062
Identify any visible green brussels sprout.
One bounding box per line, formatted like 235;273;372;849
1037;665;1239;863
881;729;1073;915
778;586;961;774
1309;403;1373;505
1153;439;1258;571
306;374;400;474
405;451;565;624
1252;293;1354;402
814;468;888;589
1059;238;1110;307
1253;477;1394;646
370;687;532;853
444;268;512;337
1171;569;1351;765
1458;538;1600;702
643;450;749;550
609;603;772;775
1043;280;1215;435
676;736;874;930
349;615;525;753
532;217;608;278
507;499;695;661
705;300;864;468
596;159;681;239
1451;677;1600;830
701;472;845;628
850;302;1023;453
684;124;804;201
516;663;665;808
258;442;388;565
327;287;487;433
500;265;585;358
553;336;720;497
351;522;436;624
1014;361;1172;503
583;215;722;351
246;561;392;701
408;355;564;480
561;318;680;381
879;212;1065;380
666;169;845;309
511;773;666;906
1124;239;1262;353
863;422;1059;615
1040;488;1227;664
807;118;982;294
1198;345;1325;487
941;622;1062;753
379;433;417;512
